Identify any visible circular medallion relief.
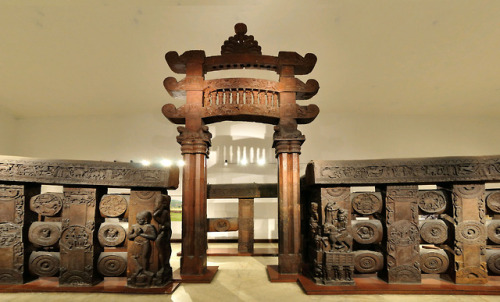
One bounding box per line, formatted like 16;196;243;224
418;191;446;214
99;195;127;217
352;193;382;215
28;222;61;247
354;250;383;273
214;219;230;232
419;220;448;244
97;253;127;277
29;252;60;277
487;220;500;244
30;193;63;216
487;251;500;275
389;265;420;283
98;224;126;247
487;192;500;213
420;249;449;274
352;220;383;244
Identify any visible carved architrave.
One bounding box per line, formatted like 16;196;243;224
307;156;500;186
29;252;60;277
487;220;500;244
352;220;383;244
419;219;448;245
486;250;500;275
28;222;61;247
353;250;384;273
0;184;25;285
385;185;421;284
97;252;127;277
486;191;500;213
59;187;99;287
99;195;128;218
420;249;449;274
30;193;63;216
451;184;488;284
98;223;126;247
418;191;447;214
0;156;179;189
351;192;383;215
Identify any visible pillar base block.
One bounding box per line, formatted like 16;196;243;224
173;266;218;283
267;265;299;282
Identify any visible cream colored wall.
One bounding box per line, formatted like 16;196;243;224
9;111;500;239
0;109;17;155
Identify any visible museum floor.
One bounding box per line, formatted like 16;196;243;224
0;242;499;302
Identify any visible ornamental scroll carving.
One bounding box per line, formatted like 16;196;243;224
309;156;500;185
0;156;177;188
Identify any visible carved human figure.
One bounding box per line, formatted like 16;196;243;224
323;208;350;252
153;194;173;283
128;211;157;286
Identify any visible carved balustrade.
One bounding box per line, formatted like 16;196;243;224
206;183;277;255
301;155;500;290
0;156;179;293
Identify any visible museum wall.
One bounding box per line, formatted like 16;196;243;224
8;110;500;239
0;109;17;155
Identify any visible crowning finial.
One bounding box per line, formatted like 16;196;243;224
221;23;262;55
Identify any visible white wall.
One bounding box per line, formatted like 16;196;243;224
0;109;17;155
8;111;500;239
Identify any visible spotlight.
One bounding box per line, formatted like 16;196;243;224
141;160;151;166
257;158;266;166
240;158;248;166
177;160;185;167
160;159;172;167
224;160;228;166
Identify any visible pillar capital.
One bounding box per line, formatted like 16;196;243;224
272;123;305;156
176;125;212;156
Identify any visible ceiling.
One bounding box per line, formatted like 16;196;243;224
1;0;500;119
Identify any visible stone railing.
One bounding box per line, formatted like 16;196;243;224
300;156;500;292
0;156;179;293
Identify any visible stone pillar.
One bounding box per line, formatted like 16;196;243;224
451;184;488;284
273;122;304;274
384;185;421;283
238;198;254;254
177;125;212;276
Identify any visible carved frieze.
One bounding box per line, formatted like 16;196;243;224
0;156;179;189
352;220;383;244
420;249;449;274
351;192;382;215
307;156;500;185
99;195;128;217
97;252;127;277
353;250;384;273
29;252;60;277
30;193;63;216
388;220;419;247
419;220;448;244
0;222;22;247
98;223;126;247
28;222;61;247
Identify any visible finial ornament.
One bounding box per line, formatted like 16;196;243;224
221;23;262;55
